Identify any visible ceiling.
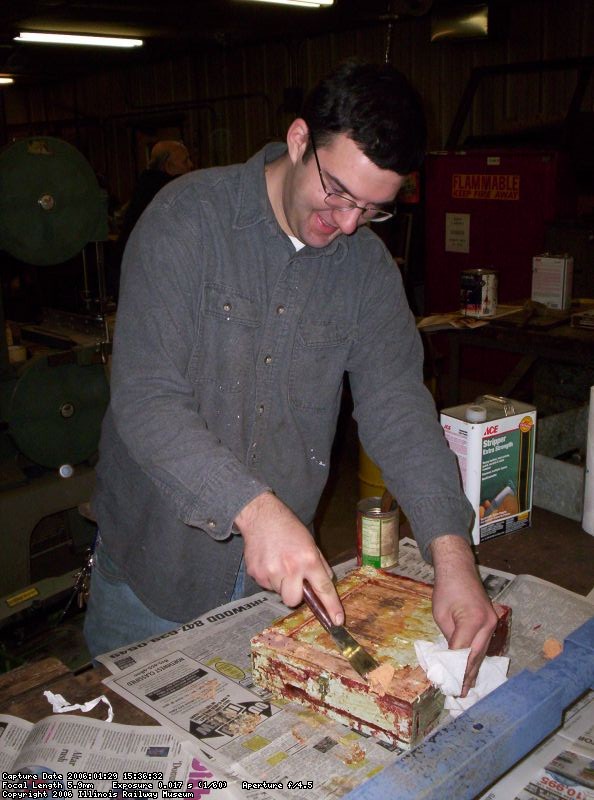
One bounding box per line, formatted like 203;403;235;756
0;0;454;85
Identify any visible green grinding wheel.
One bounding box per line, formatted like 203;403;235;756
7;355;110;468
0;137;104;266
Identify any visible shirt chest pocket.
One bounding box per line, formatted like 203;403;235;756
190;283;261;393
289;318;352;413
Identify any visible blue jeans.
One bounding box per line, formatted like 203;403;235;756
83;536;245;659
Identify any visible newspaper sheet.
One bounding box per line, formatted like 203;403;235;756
0;711;238;799
97;593;287;676
416;304;523;332
480;690;594;799
335;537;514;597
493;574;594;676
388;537;515;599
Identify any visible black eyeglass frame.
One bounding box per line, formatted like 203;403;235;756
308;132;396;223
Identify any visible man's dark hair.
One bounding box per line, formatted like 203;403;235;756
300;60;427;175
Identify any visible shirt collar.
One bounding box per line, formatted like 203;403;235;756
234;142;285;231
234;141;347;261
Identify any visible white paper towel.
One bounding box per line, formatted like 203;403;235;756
583;386;594;536
414;636;509;718
44;689;114;722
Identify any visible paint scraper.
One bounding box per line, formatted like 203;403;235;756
302;579;379;679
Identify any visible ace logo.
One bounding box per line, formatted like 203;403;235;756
485;425;499;435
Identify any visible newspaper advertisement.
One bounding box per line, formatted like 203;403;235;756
0;711;237;799
97;592;288;676
480;690;594;799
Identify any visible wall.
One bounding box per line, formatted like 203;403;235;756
1;0;593;206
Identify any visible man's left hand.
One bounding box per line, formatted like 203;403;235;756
430;534;498;697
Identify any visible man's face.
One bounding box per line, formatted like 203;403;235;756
281;125;404;248
166;144;193;176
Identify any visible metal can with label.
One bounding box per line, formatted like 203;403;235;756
356;497;399;568
460;268;498;318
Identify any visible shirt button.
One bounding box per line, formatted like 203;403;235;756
264;355;272;365
207;519;217;529
276;305;286;315
223;302;232;312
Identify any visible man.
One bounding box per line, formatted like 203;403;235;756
85;60;496;696
118;139;194;245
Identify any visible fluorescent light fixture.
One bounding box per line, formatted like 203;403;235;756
244;0;333;7
430;5;488;41
15;32;143;48
0;77;14;84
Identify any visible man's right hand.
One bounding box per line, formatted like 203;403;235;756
234;491;344;625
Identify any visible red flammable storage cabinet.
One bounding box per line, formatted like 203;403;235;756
424;149;576;313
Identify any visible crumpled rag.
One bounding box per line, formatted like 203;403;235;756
414;635;509;717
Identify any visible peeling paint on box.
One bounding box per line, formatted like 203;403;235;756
251;567;511;749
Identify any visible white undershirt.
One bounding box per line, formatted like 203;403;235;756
289;235;306;251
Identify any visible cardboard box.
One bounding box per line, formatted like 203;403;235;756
251;567;511;748
531;253;573;310
441;398;537;544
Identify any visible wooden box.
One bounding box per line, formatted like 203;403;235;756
251;567;511;749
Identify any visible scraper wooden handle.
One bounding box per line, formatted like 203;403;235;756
302;580;333;632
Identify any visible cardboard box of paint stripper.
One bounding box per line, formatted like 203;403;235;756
441;396;537;544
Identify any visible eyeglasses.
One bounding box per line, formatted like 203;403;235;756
309;132;395;223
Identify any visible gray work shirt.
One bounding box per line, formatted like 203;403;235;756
94;142;472;621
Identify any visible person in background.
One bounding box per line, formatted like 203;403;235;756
109;140;193;299
85;60;497;696
118;140;194;246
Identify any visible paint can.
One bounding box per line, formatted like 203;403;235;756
356;496;399;568
460;268;498;318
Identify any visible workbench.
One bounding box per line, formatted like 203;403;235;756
445;315;594;406
1;605;592;799
0;656;150;727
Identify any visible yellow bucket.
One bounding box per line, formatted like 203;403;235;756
358;443;385;500
358;379;437;503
